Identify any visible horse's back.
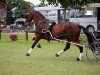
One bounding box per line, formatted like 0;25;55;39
68;22;80;33
51;23;67;34
52;22;80;35
51;22;81;41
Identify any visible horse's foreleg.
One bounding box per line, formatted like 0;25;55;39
33;37;41;48
76;45;83;61
26;38;40;56
55;43;70;57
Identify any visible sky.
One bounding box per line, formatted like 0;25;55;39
24;0;41;5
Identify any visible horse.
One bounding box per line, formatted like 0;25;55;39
25;10;91;61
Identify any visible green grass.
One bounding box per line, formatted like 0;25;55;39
0;33;100;75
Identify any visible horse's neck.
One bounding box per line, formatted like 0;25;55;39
34;18;49;30
32;12;49;29
34;17;46;26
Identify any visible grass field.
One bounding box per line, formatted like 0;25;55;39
0;33;100;75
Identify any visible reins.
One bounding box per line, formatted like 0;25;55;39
34;19;51;33
35;19;47;29
42;29;84;47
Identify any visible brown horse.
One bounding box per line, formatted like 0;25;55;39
25;10;91;61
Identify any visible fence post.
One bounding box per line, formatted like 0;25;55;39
25;28;28;41
58;10;61;23
0;21;1;39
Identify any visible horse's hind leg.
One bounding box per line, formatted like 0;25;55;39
76;45;83;61
55;43;70;57
26;37;40;56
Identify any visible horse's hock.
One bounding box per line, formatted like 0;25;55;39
0;2;7;20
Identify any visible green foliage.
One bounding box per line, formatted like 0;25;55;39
7;15;15;25
7;0;33;12
6;0;33;24
42;0;100;9
91;0;100;3
38;1;48;7
42;0;91;9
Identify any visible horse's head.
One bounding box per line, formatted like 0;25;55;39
25;11;35;26
25;11;45;23
25;12;32;22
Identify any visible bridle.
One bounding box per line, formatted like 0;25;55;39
26;15;49;33
35;19;48;28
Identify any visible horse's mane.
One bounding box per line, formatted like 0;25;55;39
33;10;45;19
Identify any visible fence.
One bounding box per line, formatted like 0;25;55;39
0;28;29;41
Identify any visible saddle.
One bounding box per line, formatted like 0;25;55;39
42;22;56;41
42;22;56;33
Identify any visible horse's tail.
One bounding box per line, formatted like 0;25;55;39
78;25;95;44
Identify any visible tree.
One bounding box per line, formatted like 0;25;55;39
91;0;100;3
7;0;33;24
41;0;100;9
37;1;48;7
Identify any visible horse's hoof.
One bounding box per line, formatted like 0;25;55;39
76;58;81;61
26;53;30;56
55;53;59;57
37;44;41;48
